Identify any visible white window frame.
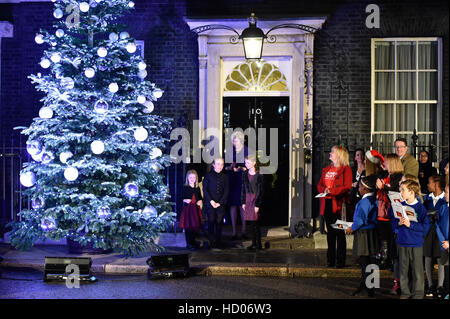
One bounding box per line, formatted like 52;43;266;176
370;37;443;161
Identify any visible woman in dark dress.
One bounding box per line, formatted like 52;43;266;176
226;131;251;239
180;170;203;250
419;150;437;195
241;154;264;250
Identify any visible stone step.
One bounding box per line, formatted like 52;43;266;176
313;231;354;250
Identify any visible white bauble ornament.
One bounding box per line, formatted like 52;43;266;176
50;53;61;63
20;171;36;187
138;61;146;70
64;167;79;181
138;69;147;79
41;151;54;164
126;42;136;54
40;59;51;69
94;100;109;114
143;101;154;114
53;8;63;19
142;206;157;218
59;151;73;164
97;47;108;57
137;95;146;104
84;67;95;78
55;29;64;38
79;2;90;12
27;140;43;156
153;89;163;99
41;216;57;231
108;82;118;93
119;31;129;39
35;34;44;44
134;127;148;141
124;182;139;197
90;140;105;154
150;147;162;159
109;32;119;42
39;107;53;119
61;77;74;90
31;151;44;162
128;1;135;8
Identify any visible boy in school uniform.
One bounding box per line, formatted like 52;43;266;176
389;180;430;299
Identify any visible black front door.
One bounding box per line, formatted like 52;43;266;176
223;96;289;226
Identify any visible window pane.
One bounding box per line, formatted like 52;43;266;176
397;72;416;100
372;134;394;155
418;41;438;69
396;104;415;131
374;104;393;131
418;72;437;100
375;41;395;70
417;134;437;162
375;72;395;100
417;104;436;131
397;41;416;70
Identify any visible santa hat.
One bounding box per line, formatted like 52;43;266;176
365;149;384;165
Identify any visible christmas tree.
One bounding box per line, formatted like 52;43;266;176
9;0;175;256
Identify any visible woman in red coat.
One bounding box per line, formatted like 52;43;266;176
317;145;353;268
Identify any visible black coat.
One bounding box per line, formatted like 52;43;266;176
202;170;229;210
241;171;264;208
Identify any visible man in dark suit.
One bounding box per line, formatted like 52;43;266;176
202;157;229;248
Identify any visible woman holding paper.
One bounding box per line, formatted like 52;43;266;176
317;145;352;268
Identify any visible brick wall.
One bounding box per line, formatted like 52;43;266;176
1;0;448;218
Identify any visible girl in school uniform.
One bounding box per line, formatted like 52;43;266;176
241;154;264;251
180;170;203;250
388;180;430;299
434;182;449;299
423;174;447;297
346;175;378;297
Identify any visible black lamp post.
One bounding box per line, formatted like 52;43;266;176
191;13;319;60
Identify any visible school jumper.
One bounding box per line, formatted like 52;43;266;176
389;199;430;299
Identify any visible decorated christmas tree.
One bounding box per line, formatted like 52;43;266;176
9;0;175;256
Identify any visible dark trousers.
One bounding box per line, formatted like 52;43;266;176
206;207;225;246
247;220;262;248
324;200;346;266
399;246;424;299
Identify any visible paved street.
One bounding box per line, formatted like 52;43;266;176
0;266;398;299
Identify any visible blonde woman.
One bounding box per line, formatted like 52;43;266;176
375;153;404;270
317;145;352;268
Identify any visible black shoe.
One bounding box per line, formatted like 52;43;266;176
241;234;249;240
435;286;446;299
247;245;256;251
231;235;238;240
425;284;435;298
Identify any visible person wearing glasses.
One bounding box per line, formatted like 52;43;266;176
394;138;419;177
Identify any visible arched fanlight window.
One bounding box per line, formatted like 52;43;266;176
224;60;289;92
